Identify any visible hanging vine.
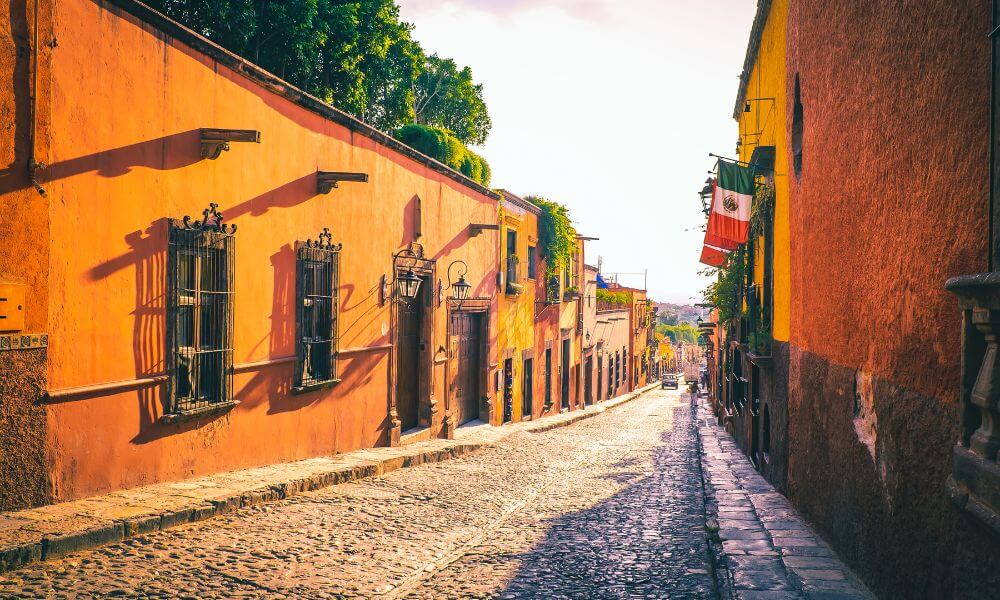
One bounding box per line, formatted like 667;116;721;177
749;180;774;240
701;246;746;324
527;196;577;295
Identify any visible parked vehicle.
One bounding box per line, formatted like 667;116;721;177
662;374;678;390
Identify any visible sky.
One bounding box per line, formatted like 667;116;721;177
398;0;759;304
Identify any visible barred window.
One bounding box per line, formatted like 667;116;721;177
295;228;341;390
167;204;236;416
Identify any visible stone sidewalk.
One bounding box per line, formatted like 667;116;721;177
0;384;658;575
697;397;874;600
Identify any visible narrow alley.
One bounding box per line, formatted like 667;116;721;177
0;389;869;599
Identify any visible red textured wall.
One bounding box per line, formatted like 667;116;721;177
788;0;989;402
785;1;999;597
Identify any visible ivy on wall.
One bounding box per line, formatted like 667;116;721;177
701;245;746;324
749;180;774;240
526;196;577;293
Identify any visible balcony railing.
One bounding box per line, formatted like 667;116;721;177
945;273;1000;536
505;255;523;296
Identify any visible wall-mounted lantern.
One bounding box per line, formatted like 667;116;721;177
396;268;422;302
444;260;472;306
699;178;714;215
383;242;426;305
317;171;369;194
199;128;261;160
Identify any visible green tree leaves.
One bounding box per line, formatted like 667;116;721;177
414;54;492;145
394;124;491;186
146;0;490;141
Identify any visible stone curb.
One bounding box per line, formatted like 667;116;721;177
0;384;659;575
694;397;875;600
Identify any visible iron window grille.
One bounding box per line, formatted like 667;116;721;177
505;254;522;294
167;203;236;415
295;228;342;390
527;246;537;279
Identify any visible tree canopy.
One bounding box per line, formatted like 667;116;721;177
656;323;700;345
146;0;491;141
395;124;491;186
414;54;492;145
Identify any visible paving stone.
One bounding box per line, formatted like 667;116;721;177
696;398;872;600
0;387;714;599
793;568;847;581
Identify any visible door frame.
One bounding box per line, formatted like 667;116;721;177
446;298;491;429
560;330;571;410
389;243;436;446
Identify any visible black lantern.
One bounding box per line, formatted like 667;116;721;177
452;274;471;301
697;316;704;326
446;260;471;305
396;268;422;302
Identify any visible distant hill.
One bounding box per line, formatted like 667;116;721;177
653;302;704;325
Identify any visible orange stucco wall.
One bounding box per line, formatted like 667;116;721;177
41;0;498;501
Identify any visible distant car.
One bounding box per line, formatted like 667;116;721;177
661;374;678;390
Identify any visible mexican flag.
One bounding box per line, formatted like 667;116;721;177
707;161;754;245
699;243;728;267
703;183;739;251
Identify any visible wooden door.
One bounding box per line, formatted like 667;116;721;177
522;358;533;418
452;312;482;425
396;290;423;431
560;338;570;409
584;356;593;405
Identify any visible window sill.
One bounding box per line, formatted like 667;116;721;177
505;283;524;296
160;400;239;425
292;379;342;395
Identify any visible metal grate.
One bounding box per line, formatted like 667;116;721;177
167;204;236;414
295;229;341;389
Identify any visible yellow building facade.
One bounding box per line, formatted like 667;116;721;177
725;0;791;491
496;192;541;423
736;0;789;344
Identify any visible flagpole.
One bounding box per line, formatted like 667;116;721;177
708;153;774;174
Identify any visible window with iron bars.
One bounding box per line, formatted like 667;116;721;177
295;229;341;390
167;204;236;415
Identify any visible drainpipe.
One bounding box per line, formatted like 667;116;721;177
28;0;46;196
991;0;998;269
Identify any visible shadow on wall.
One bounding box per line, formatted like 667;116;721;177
499;402;714;597
45;130;203;180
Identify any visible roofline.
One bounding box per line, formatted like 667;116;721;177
733;0;773;120
105;0;501;201
497;189;542;215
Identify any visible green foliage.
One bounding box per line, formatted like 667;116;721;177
528;197;577;285
656;323;699;345
750;180;774;240
701;246;746;324
146;1;490;139
414;54;492;145
748;321;772;356
394;124;491;186
596;289;631;307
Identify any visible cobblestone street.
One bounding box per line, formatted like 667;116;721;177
0;389;870;599
0;389;719;599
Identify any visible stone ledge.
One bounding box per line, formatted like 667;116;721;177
0;385;656;574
